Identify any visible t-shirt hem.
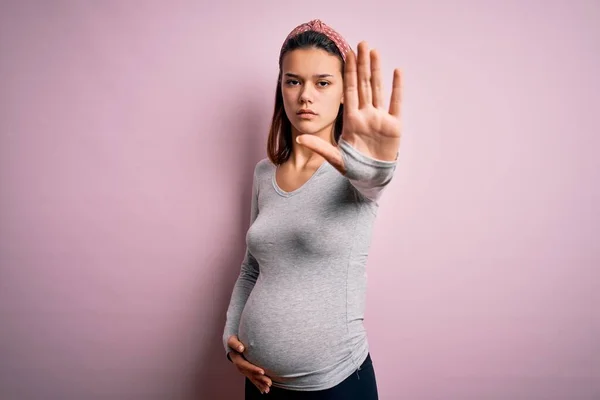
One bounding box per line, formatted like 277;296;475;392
269;347;370;392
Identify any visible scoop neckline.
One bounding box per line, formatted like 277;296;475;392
272;161;330;197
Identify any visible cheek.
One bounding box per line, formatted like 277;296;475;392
281;88;297;109
324;93;343;116
282;89;293;102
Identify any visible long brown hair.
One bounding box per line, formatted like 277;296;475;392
267;31;345;165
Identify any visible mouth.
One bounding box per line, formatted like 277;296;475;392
297;109;317;116
296;110;317;120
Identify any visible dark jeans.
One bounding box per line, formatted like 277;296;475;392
244;353;378;400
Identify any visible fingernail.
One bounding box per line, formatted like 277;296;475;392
238;345;244;352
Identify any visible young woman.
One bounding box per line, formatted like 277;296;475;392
222;19;402;399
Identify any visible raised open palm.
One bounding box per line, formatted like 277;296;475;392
296;41;402;172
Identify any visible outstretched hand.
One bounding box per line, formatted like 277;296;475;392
296;41;402;174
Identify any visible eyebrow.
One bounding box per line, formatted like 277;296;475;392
284;73;335;79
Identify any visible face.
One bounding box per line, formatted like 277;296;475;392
280;47;344;140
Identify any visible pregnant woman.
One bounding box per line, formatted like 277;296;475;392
222;19;402;399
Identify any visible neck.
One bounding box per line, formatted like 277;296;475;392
288;125;335;169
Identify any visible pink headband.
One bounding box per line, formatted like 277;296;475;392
280;19;351;62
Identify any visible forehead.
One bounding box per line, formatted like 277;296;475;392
281;47;343;75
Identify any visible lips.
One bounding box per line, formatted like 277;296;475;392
297;109;317;115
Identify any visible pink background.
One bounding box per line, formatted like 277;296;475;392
1;1;598;399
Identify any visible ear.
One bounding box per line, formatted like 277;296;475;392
340;95;344;105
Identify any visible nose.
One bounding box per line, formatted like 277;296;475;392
299;83;315;104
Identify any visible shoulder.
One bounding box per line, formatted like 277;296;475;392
253;157;275;179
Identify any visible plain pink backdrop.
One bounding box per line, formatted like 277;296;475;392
1;1;598;399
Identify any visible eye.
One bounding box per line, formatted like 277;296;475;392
285;79;300;86
317;81;331;87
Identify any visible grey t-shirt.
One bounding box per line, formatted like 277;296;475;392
222;138;398;391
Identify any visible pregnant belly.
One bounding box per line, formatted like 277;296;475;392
237;284;347;380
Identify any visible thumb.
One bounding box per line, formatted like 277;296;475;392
227;335;245;352
296;135;345;174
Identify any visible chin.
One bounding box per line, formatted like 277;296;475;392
295;129;326;137
292;121;331;136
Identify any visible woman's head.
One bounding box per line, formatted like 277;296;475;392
267;20;350;165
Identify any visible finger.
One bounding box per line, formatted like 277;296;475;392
254;378;272;393
357;41;372;108
296;135;345;174
343;48;358;112
251;377;270;394
255;373;272;388
227;335;245;353
237;357;265;376
389;68;402;117
370;49;383;109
